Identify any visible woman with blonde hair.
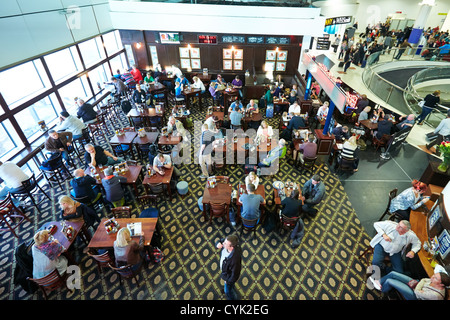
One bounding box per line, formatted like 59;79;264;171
245;171;260;189
58;195;100;229
114;227;145;271
339;135;360;172
32;230;68;278
256;120;273;142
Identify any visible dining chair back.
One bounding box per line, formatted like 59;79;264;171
10;173;51;214
27;268;72;300
108;263;142;287
378;188;399;221
209;202;229;224
0;192;32;238
279;214;300;234
240;217;258;238
111;206;132;218
87;250;114;273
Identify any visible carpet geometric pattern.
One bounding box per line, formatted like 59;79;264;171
0;94;379;300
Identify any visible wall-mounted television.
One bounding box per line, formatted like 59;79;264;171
159;32;180;44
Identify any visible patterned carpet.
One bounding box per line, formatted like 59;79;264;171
0;94;380;300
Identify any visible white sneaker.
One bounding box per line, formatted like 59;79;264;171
368;276;382;291
199;175;208;179
231;222;236;227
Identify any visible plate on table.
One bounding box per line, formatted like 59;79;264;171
273;181;284;190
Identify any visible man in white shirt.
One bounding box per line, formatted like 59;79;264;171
370;220;421;275
55;111;86;139
0;161;30;192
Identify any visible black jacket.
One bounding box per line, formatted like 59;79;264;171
77;103;97;122
219;242;242;284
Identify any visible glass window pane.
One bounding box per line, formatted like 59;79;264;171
103;30;123;56
44;47;83;84
14;93;60;139
109;53;127;75
124;44;135;67
88;63;109;95
0;59;51;108
149;45;159;67
78;37;106;68
0;120;24;161
58;76;91;115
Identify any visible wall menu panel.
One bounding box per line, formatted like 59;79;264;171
221;35;246;44
247;36;264;44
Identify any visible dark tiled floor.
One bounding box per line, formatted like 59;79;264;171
336;142;432;236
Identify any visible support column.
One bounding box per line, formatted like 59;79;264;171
409;0;435;44
322;100;335;135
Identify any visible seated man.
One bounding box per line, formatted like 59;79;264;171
45;130;73;164
153;152;181;179
55;111;86;139
84;143;123;168
176;74;189;87
245;99;259;113
76;99;98;124
167;116;187;138
101;167;127;208
0;161;30;193
301;174;326;218
230;183;265;227
228;98;243;113
70;168;102;203
296;134;317;163
280;112;306;141
258;139;287;168
376;114;394;139
395;114;415;132
331;125;350;141
369;220;421;276
229;108;244;129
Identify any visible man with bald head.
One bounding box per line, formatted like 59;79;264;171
69;168;102;203
396;114;415;132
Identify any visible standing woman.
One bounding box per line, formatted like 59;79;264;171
32;230;68;279
389;180;430;220
343;47;355;74
416;90;441;125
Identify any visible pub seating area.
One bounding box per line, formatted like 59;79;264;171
1;23;450;304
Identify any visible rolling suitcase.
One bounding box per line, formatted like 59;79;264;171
266;104;274;118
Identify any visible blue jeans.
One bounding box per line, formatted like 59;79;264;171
224;281;238;300
107;156;124;166
372;244;404;275
416;106;433;124
379;271;417;300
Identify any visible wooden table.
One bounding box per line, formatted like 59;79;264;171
87;218;158;251
223;89;239;112
359;119;378;130
148;83;168;106
158;134;181;146
243;112;262;130
201;182;233;219
85;165;143;196
273;98;290;114
127;107;164;127
142;166;174;200
109;132;138;159
183;88;202;109
133;132;159;145
206;111;225;122
41;220;87;264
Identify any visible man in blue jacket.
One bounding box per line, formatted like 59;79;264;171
301;174;326;218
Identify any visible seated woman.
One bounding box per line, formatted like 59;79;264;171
316;101;329;121
192;76;205;94
256;120;273;143
389;179;430;220
371;268;450;300
58;195;100;229
258;139;287;167
114;227;145;272
338;136;360;172
245;171;260;189
289;84;298;104
280;187;303;218
32;230;68;279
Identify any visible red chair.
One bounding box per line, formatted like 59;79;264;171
27;269;73;300
0;193;32;238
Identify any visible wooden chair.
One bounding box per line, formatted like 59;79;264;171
123;127;135;132
279;214;300;235
110;143;132;159
240;217;258;238
40;153;72;190
144;127;159;133
129;115;144;128
108;263;142;287
27;269;73;300
0;193;32;238
72;127;91;160
373;134;392;152
209;202;230;224
297;156;317;174
10;174;51;214
111;206;132;218
87;250;114;273
335;157;356;175
137;194;158;210
147;183;169;201
378;188;399;221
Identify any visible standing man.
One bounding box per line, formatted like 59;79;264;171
301;174;326;218
394;39;412;60
426;109;450;155
416;90;441;125
199;124;216;179
216;234;242;300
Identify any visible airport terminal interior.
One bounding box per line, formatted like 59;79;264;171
0;0;449;302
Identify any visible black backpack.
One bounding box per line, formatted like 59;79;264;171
121;99;132;114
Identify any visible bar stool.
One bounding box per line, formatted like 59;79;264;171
176;181;189;198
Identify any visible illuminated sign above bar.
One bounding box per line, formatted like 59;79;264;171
198;35;217;44
325;16;352;27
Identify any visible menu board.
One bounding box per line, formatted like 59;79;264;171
265;37;291;44
247;36;264;44
316;37;331;50
438;229;450;259
221;35;246;44
198;35;217;44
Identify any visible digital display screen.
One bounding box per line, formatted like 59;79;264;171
198;35;217;44
159;32;180;44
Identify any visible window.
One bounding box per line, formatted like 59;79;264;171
88;63;109;95
109;53;127;75
78;36;106;68
58;76;91;114
14;94;61;140
103;30;123;56
44;47;83;84
124;44;135;67
149;45;159;67
0;120;24;161
0;59;51;108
